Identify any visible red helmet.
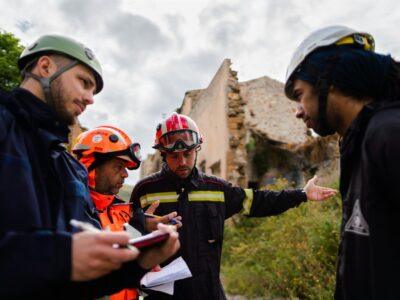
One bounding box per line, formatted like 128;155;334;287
154;113;203;152
73;125;141;170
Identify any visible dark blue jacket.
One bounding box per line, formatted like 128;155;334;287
0;88;147;299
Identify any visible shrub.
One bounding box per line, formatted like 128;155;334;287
222;178;341;299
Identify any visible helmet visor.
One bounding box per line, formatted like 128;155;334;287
116;143;142;170
158;130;200;151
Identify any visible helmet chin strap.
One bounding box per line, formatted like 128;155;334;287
23;60;79;111
316;80;335;136
193;150;198;171
314;54;340;137
187;148;201;178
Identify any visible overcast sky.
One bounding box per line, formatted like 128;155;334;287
1;0;399;184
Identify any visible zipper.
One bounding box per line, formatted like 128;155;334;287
84;210;102;229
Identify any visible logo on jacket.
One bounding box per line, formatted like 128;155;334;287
345;198;370;236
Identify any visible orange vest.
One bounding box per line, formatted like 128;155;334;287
90;190;139;300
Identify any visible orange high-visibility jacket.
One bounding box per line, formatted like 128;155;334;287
91;190;139;300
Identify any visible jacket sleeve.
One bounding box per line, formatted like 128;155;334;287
0;230;73;297
225;186;307;219
0;231;149;299
130;183;142;210
0;115;74;296
129;182;147;233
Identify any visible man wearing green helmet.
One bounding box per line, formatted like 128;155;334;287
0;34;180;299
18;34;104;125
285;25;400;298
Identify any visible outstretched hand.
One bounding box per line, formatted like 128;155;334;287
303;175;337;201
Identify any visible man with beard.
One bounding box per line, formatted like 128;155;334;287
73;125;182;300
130;112;336;300
284;25;400;298
0;35;180;299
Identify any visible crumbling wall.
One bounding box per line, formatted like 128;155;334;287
246;131;339;188
226;67;247;187
67;122;86;153
240;76;339;188
179;89;203;115
241;76;310;145
295;134;340;186
140;152;162;178
187;59;231;179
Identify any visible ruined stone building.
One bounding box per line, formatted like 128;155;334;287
140;59;339;188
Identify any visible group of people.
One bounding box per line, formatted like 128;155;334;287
0;24;399;300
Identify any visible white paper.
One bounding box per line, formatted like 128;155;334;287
140;257;192;295
146;281;174;295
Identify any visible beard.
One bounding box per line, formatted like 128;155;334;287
50;78;77;126
313;117;335;136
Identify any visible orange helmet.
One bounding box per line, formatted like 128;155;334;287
153;113;203;152
73;125;141;170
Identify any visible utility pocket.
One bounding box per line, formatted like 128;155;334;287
206;204;224;243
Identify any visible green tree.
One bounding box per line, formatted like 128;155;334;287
0;30;23;91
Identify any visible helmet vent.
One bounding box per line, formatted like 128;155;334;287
109;134;119;143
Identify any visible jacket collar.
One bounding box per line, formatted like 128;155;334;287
339;101;400;196
90;189;115;211
340;102;378;155
12;88;70;145
340;101;400;155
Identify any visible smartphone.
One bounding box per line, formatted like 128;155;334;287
129;231;170;250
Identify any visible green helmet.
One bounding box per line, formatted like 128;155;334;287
18;34;103;93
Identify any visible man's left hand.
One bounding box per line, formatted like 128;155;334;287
303;175;337;201
144;201;183;231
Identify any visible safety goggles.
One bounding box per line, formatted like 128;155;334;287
111;143;142;170
157;130;200;152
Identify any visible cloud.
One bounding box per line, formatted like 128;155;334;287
198;3;248;50
59;0;118;29
1;0;400;186
15;20;34;33
106;13;171;68
164;14;186;50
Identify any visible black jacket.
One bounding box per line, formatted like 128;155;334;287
335;102;400;299
0;88;147;299
131;164;307;300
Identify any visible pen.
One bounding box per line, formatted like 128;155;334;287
144;213;178;225
70;219;101;232
70;219;138;251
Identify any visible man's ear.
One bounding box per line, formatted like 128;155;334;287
35;56;57;78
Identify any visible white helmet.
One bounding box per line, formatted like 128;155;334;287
285;25;374;99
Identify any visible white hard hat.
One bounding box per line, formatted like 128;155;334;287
284;25;374;99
